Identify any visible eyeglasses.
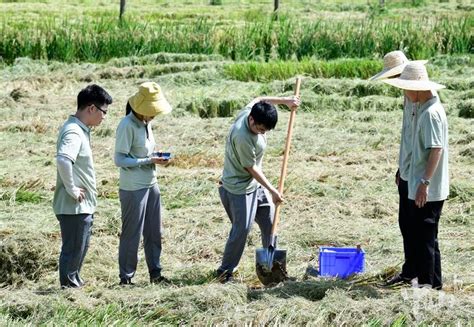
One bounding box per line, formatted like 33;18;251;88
93;104;108;115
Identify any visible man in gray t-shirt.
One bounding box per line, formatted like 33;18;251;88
384;63;448;290
53;84;112;288
216;96;299;283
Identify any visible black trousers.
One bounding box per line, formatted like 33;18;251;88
408;199;444;289
398;179;416;279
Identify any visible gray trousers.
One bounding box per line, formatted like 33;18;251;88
56;214;93;287
218;186;274;272
119;184;162;279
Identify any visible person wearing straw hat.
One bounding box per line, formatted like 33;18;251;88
370;51;428;287
53;84;112;288
114;82;172;285
383;62;449;290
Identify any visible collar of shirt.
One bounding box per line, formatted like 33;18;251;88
69;115;90;134
129;112;148;127
417;96;438;115
244;112;251;132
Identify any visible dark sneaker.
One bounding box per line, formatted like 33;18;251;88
119;278;134;286
60;283;81;289
223;273;234;284
150;276;171;285
384;274;412;287
215;269;226;278
215;269;234;284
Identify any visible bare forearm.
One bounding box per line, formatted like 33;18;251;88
245;165;277;193
423;148;443;180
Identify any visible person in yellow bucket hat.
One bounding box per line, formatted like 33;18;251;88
114;82;172;285
383;62;448;290
370;51;429;287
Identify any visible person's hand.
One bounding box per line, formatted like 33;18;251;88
284;96;301;109
415;184;428;208
395;169;400;186
73;188;86;202
270;188;284;205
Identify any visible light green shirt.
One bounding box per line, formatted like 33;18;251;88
222;107;267;195
399;96;416;181
399;91;438;181
115;113;156;191
53;115;97;215
408;97;449;201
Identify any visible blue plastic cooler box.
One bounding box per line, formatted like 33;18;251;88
318;246;365;278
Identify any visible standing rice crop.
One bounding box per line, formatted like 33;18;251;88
0;15;472;64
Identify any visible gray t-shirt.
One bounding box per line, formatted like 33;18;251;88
115;113;156;191
53;115;97;215
221;107;267;195
408;97;449;201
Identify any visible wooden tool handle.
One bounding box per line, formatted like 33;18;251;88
271;77;301;236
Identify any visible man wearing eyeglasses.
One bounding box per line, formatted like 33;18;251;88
53;84;112;288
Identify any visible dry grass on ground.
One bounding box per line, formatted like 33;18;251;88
0;53;473;325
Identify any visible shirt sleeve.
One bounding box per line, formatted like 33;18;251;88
57;130;82;163
233;134;256;168
115;121;133;155
422;112;443;149
56;155;81;200
114;152;152;168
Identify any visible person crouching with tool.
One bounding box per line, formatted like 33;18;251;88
216;95;300;283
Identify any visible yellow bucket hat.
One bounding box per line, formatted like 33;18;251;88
128;82;172;116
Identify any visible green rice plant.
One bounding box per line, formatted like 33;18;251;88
12;190;43;204
223;59;384;82
0;15;472;64
298;94;402;113
0;179;47;204
439;77;474;91
184;97;248;118
429;54;473;68
309;78;401;97
105;52;226;68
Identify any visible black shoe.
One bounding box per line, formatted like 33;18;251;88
60;283;81;289
384;274;412;287
215;269;234;284
150;276;171;285
119;278;134;286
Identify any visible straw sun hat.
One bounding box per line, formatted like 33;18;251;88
129;82;172;116
370;50;428;81
383;62;445;91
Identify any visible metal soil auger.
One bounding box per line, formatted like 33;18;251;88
256;77;302;286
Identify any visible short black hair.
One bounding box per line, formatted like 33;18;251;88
249;101;278;130
77;84;112;111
